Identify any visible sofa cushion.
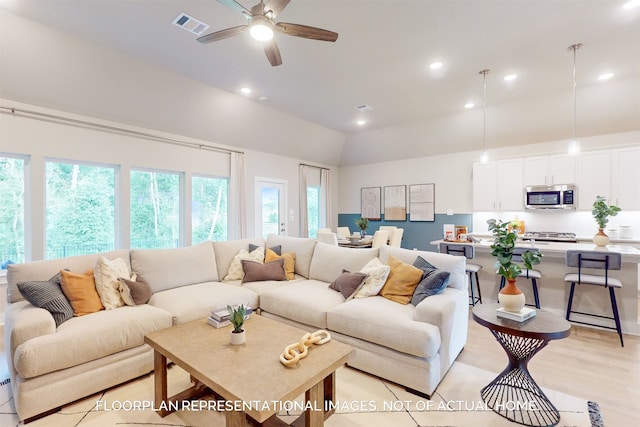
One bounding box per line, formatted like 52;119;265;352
118;276;152;305
148;282;259;325
329;270;368;300
130;242;218;293
259;280;345;328
265;248;296;280
7;249;131;304
379;246;466;291
17;272;74;327
327;296;441;358
353;257;391;298
13;304;172;379
224;247;265;281
308;243;379;283
241;259;286;283
60;269;104;316
93;256;129;310
266;234;317;278
213;238;265;279
411;256;451;305
379;255;423;304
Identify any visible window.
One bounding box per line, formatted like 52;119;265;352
307;186;320;238
130;169;181;249
0;155;26;264
45;160;116;259
192;175;228;243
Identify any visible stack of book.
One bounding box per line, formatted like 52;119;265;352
207;305;253;328
496;306;536;322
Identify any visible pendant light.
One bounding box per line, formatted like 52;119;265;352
568;43;582;155
479;69;490;162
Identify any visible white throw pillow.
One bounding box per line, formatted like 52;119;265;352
94;256;130;309
223;247;265;281
353;257;391;298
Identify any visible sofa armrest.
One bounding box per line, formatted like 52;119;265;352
5;301;56;360
413;287;468;373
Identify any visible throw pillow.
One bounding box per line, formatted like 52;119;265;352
93;256;129;310
329;270;368;300
118;275;152;305
265;248;296;280
241;258;287;283
224;246;265;281
60;269;105;316
380;255;424;304
411;256;451;305
249;244;281;256
353;257;391;299
17;271;74;327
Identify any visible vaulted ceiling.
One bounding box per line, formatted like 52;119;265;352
1;1;638;166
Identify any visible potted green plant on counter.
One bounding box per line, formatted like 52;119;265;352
487;219;542;313
355;217;369;239
228;304;248;345
592;196;621;247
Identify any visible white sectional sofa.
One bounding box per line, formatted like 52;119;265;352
5;235;468;421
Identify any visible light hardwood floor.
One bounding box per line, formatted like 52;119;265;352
459;308;640;427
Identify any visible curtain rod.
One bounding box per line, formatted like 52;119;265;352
0;105;244;156
299;162;330;171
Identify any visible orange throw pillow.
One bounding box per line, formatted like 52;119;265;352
60;269;105;316
380;255;424;304
265;248;296;280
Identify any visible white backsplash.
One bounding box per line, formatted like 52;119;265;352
472;210;640;240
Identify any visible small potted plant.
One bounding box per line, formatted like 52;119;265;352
228;304;248;345
355;217;369;238
592;196;621;247
487;219;542;313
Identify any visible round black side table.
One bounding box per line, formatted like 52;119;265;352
472;303;571;427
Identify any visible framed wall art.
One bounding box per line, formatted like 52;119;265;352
360;187;381;220
384;185;406;221
409;183;435;222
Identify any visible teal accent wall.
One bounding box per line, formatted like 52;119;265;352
338;213;473;252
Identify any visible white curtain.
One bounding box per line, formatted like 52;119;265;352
229;152;247;239
321;168;332;231
298;165;309;237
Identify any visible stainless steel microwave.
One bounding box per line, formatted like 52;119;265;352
525;184;576;210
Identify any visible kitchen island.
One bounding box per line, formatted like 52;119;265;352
430;239;640;336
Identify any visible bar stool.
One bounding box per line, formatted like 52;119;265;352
498;247;542;309
564;250;624;347
439;243;483;305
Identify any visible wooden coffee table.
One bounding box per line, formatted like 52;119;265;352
144;315;353;427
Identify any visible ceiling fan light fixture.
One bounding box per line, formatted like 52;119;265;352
249;16;274;41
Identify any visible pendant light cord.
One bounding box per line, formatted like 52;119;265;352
479;69;490;156
569;43;582;143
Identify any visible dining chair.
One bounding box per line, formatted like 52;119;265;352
316;231;338;246
389;228;404;247
371;230;389;249
336;227;351;240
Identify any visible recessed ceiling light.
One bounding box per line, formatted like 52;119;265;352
240;87;252;95
258;96;268;101
356;120;366;126
504;74;517;81
464;102;475;109
623;0;640;10
429;61;443;70
598;72;614;81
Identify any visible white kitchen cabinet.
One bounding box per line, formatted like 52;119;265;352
473;159;523;211
523;154;576;186
611;146;640;210
577;150;611;210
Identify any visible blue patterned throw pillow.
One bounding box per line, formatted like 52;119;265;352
17;271;74;327
411;256;451;305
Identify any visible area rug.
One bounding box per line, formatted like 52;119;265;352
0;361;595;426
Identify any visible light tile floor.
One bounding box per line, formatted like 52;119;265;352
0;359;592;426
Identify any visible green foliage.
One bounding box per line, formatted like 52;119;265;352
592;196;621;229
0;157;25;263
227;304;248;333
191;176;228;243
487;219;542;280
355;217;369;230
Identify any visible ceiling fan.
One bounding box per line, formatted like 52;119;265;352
197;0;338;66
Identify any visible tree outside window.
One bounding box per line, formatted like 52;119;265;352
307;186;320;238
0;156;25;264
192;175;228;243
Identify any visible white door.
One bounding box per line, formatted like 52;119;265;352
255;178;287;239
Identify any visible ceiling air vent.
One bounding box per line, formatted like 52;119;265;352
355;104;373;112
172;13;210;36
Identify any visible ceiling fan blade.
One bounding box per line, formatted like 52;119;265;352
276;23;338;42
197;25;247;43
264;0;291;18
216;0;252;16
264;39;283;66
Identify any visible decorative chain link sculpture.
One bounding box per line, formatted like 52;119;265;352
279;330;332;367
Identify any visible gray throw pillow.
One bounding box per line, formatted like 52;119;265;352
241;258;286;283
411;256;451;305
248;244;281;256
17;271;74;327
329;270;368;300
118;276;152;305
